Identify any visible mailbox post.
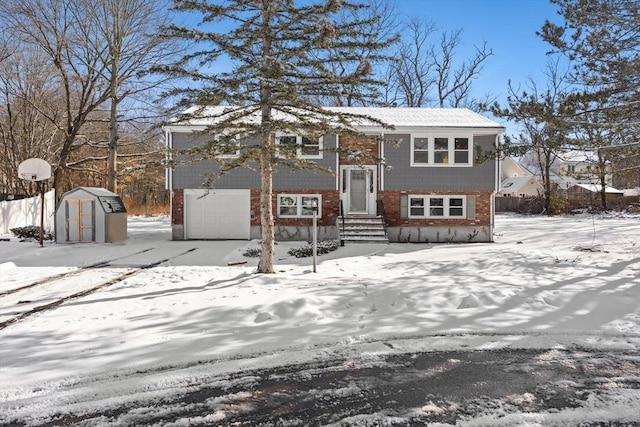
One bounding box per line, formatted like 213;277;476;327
312;199;318;273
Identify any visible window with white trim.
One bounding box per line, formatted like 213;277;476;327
408;195;466;218
277;194;322;218
411;134;472;166
213;135;240;158
276;134;323;159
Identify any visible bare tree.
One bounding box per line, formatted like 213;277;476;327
0;0;177;195
82;0;175;192
389;19;438;107
387;19;493;109
0;0;113;192
0;45;63;196
433;29;493;108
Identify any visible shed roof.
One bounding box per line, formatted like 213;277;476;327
64;187;119;198
59;187;126;214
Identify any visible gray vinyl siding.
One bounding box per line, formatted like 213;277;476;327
383;133;498;191
170;131;337;190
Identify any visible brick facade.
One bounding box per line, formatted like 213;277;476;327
338;136;379;166
250;189;341;227
171;189;184;225
379;190;492;227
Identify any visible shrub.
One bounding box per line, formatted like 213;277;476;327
243;247;262;258
288;239;340;258
10;225;54;241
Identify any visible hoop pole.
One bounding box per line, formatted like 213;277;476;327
39;182;45;247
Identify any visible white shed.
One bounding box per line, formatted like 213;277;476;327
55;187;127;243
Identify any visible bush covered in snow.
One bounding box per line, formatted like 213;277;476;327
10;225;53;241
288;239;340;258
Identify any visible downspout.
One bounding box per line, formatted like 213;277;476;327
165;128;174;239
335;134;340;192
379;133;384;192
164;128;172;191
492;132;502;242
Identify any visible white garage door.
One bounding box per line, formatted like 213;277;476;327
184;189;250;239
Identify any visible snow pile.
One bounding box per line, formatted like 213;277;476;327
0;212;638;425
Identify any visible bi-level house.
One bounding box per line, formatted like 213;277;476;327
164;107;504;243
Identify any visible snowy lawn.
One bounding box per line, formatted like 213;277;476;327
0;212;639;425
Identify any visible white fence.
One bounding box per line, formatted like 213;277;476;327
0;190;56;235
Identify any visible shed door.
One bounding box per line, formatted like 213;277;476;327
184;189;250;239
66;199;94;242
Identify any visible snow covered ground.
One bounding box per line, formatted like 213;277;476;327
0;212;639;425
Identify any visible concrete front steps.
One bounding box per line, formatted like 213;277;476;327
338;216;388;244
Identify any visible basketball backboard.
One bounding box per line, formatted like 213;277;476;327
18;158;51;181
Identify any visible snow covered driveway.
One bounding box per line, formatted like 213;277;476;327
0;213;638;425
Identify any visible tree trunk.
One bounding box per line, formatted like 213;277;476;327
257;137;275;274
544;154;552;215
599;174;607;209
107;94;118;192
256;0;275;274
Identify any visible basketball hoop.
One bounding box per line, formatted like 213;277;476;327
20;173;39;181
18;158;51;182
17;158;51;247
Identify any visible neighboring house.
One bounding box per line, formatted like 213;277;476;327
499;157;542;197
163;107;505;243
500;176;542;198
520;149;612;190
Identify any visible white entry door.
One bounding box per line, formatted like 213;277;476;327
341;166;377;216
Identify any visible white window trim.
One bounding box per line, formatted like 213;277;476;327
277;194;322;218
213;134;241;159
276;134;323;159
410;133;473;167
408;195;467;219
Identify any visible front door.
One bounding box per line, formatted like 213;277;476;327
341;166;377;216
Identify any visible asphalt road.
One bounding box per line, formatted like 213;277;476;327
20;347;640;427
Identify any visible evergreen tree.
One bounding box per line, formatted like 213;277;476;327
157;0;396;273
540;0;640;194
487;59;575;215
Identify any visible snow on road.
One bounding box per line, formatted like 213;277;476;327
0;212;638;425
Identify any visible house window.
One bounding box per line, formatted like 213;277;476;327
277;135;298;157
214;135;240;158
411;134;473;166
454;138;469;163
434;138;449;164
277;134;323;159
277;194;322;218
301;136;321;157
413;137;429;164
408;195;466;218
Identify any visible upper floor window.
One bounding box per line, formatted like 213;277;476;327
411;134;472;166
276;134;323;159
214;135;240;158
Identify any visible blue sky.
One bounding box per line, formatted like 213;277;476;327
394;0;564;130
177;0;565;134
